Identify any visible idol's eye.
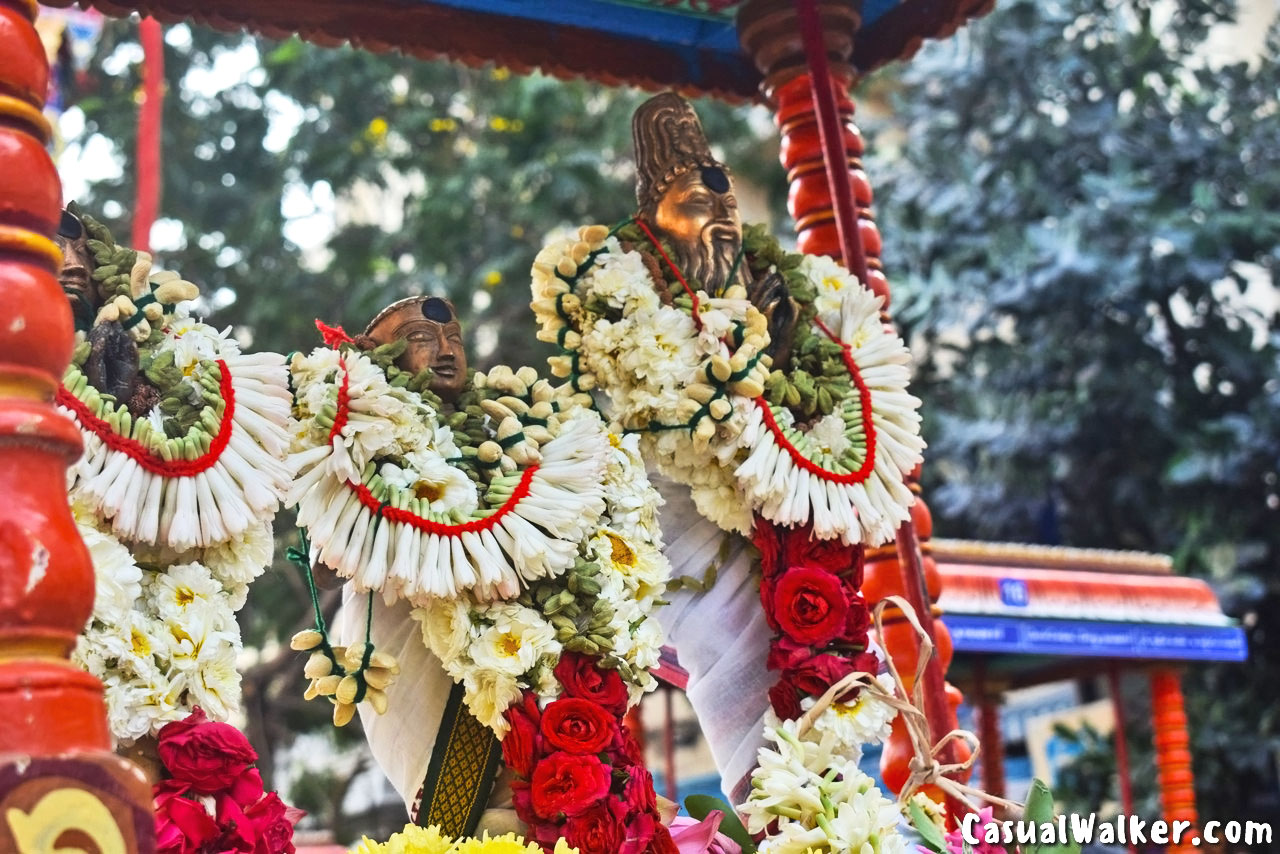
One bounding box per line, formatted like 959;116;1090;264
407;332;430;343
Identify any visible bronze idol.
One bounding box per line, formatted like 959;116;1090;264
362;295;468;401
632;92;799;365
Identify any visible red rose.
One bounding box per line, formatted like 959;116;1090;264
838;594;871;645
565;801;624;854
503;691;542;779
750;519;783;577
555;653;629;716
154;781;219;854
614;725;646;767
619;810;658;854
769;566;850;646
530;751;612;819
768;675;804;720
787;652;856;698
782;526;862;582
621;765;657;814
245;792;302;854
157;707;259;794
541;697;618;755
766;636;813;672
228;768;265;808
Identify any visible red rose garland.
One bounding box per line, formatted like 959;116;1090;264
504;653;677;854
753;521;878;721
152;707;303;854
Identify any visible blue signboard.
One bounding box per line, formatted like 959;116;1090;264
946;615;1247;662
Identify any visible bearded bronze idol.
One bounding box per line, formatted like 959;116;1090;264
364;295;468;401
633;93;798;366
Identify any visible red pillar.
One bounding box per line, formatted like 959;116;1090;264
973;659;1005;801
0;1;154;848
1151;668;1198;854
738;0;968;819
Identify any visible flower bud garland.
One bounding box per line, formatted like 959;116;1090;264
530;221;924;547
287;338;613;602
59;212;291;555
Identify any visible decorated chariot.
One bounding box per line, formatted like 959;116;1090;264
0;1;1241;853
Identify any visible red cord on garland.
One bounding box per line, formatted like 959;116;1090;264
132;17;164;252
316;319;354;348
56;360;236;477
328;360;350;444
633;218;703;331
346;465;538;536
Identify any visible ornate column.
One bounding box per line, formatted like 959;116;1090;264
0;1;155;849
1150;668;1198;854
738;0;968;811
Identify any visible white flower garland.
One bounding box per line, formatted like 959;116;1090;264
530;226;924;546
61;308;293;553
413;430;670;733
72;512;246;746
287;349;614;602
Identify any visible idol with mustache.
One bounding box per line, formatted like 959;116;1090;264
633;93;798;366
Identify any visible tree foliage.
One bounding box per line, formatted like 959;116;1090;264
867;0;1280;825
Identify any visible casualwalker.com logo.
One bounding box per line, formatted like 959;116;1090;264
960;813;1274;848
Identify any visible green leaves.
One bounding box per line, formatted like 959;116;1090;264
906;797;948;853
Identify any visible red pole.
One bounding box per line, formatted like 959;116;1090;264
974;659;1005;800
0;1;154;847
792;0;961;821
1107;665;1137;854
792;0;868;284
132;16;164;252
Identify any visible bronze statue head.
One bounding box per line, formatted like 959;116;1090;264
633;93;742;296
55;208;99;332
365;296;467;401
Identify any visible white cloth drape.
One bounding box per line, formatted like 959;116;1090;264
652;476;773;803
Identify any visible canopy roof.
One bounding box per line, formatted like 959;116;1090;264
46;0;995;101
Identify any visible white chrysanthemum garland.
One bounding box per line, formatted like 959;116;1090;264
72;512;246;746
530;221;923;546
413;428;670;733
287;343;611;603
54;212;289;745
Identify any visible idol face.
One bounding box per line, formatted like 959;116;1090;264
653;166;742;295
369;297;467;400
55;209;98;329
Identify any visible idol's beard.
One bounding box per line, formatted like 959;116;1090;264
673;224;741;295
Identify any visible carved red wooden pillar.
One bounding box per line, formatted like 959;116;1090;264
0;1;154;849
739;0;968;816
1151;668;1198;854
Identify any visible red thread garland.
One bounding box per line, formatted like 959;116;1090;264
325;353;537;535
328;362;350;444
343;465;538;536
56;359;236;477
633;218;703;331
755;329;878;486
